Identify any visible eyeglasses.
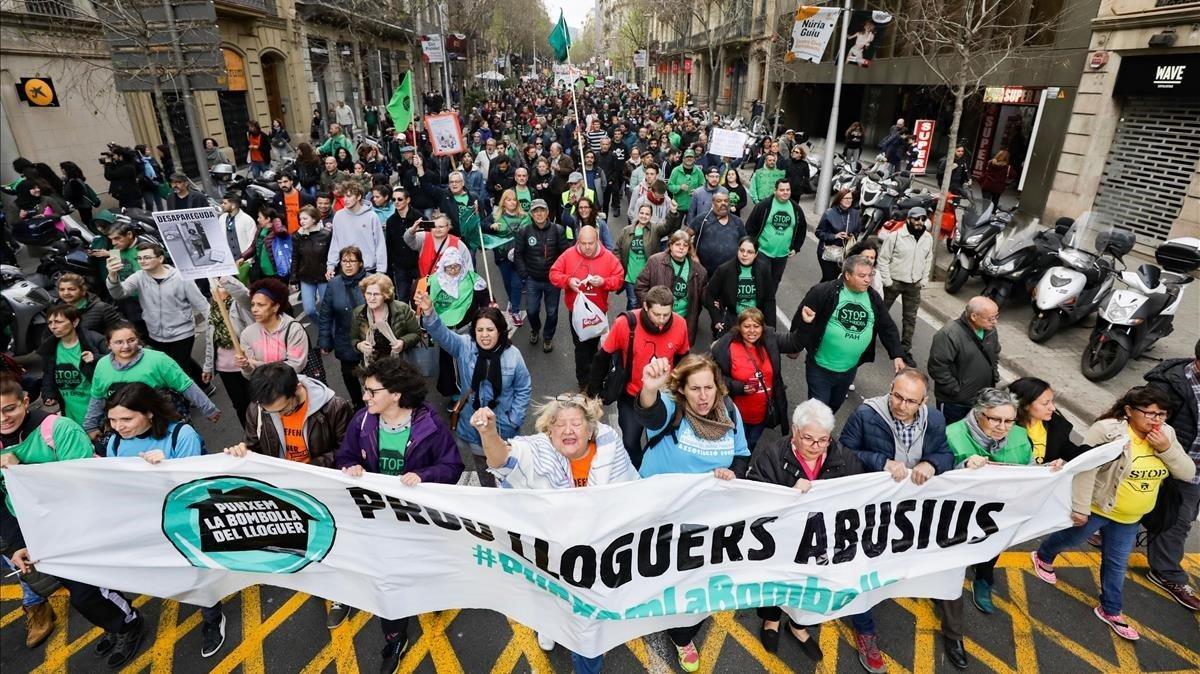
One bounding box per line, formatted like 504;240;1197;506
1133;407;1168;421
981;412;1017;427
975;313;1000;324
362;386;389;399
798;434;832;447
263;396;302;415
393;196;408;202
555;394;589;404
890;391;924;407
135;255;159;262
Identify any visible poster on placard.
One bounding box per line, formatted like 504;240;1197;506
425;112;465;156
152;207;235;281
633;50;649;68
421;34;445;64
845;11;892;67
709;128;749;158
786;7;840;64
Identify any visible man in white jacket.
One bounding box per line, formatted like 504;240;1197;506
325;181;387;277
878;206;934;364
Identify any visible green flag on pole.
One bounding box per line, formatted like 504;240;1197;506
386;71;414;133
548;10;571;63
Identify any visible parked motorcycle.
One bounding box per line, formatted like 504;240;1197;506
1028;215;1135;343
979;217;1070;307
1;264;53;356
1081;237;1200;381
944;199;1017;294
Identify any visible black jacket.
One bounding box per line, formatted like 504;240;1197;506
104;160;141;208
292;227;332;284
439;190;486;235
927;315;1000;406
295;159;322;190
38;329;108;411
1145;357;1198;452
513;220;569;282
744;197;807;256
74;293;124;335
703;258;777;331
747;436;863;488
937;152;972;195
386;209;422;281
1038;410;1087;464
166;190;209;210
710;328;802;434
790;278;903;368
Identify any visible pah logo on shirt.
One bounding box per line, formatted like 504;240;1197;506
836;302;870;334
162;476;335;573
770;212;792;231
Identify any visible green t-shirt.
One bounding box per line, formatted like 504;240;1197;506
497;212;531;237
430;274;476;327
625;226;647;284
255;228;276;276
514;187;533;213
671;258;690;316
758;199;795;259
54;341;91;424
735;265;757;315
815;286;875;373
378;425;412;476
90;348;195;400
669;132;681;149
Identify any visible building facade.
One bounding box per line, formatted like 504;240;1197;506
1044;0;1200;247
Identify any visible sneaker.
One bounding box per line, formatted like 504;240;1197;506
1031;550;1057;585
106;613;146;669
542;340;553;353
200;613;226;658
1146;571;1200;611
1093;605;1140;641
23;602;55;648
379;634;410;674
511;311;525;327
855;631;886;673
327;602;351;629
849;383;856;392
201;382;218;398
675;641;700;673
536;631;554;651
972;579;995;614
529;332;539;345
1087;532;1102;548
94;632;115;657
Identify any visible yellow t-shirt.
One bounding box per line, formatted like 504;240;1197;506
1099;434;1169;524
1027;420;1047;464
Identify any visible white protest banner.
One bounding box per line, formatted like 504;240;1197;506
5;442;1120;657
421;34;445;64
152;207;235;281
424;112;465;156
709;127;749;158
787;7;841;64
553;64;582;88
633;50;649;68
911;119;936;175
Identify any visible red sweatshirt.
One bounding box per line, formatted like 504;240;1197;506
549;244;625;314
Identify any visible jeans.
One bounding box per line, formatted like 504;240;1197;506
805;354;858;414
817;257;841;283
468;447;498;487
1037;513;1141;615
201;602;223;625
523;279;560;341
301;185;318;199
937;401;972;425
300;281;328;318
973;555;1000;585
391;267;415;304
218;370;252;429
617;394;646;468
339;358;364;407
141;190;162;213
883;281;922;352
764;255;790;289
623;281;640;310
249;162;269;179
745;422;766;452
497;258;523;314
757;605;875;635
1;556;43;607
571;652;605;674
1148;479;1200;584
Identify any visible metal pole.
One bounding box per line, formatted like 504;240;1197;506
438;7;452;107
161;0;214;196
815;0;851;215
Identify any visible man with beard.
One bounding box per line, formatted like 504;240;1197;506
878;207;935;364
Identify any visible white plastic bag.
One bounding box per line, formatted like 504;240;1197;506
571;292;609;341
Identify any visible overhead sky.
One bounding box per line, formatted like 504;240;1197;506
542;0;590;30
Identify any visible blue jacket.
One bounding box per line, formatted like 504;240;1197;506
318;269;366;362
839;399;954;474
422;312;531;445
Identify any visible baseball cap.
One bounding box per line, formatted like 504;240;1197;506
705;165;719;175
530;199;549;211
683;149;695;158
398;145;416;153
908;206;928;218
568;171;584;183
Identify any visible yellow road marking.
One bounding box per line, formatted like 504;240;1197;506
116;600;204;674
1;584;25;601
491;618;554;673
399;610;464;674
32;594;152;674
297;605;371;674
1003;563;1041;673
209;589;309;674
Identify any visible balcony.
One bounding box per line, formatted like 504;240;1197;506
216;0;276;16
1154;0;1199;5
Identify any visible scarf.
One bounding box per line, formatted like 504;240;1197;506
434;248;467;299
419;232;461;278
365;302;400;366
646;189;665;206
470;346;505;411
683;396;735;442
964;411;1007;454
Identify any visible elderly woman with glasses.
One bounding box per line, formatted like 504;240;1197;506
948;388;1063;614
746;399;869;662
472;393;635;667
1032;385;1193;641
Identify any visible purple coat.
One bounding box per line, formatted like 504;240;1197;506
336;402;465;484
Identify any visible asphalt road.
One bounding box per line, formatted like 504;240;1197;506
2;195;1198;673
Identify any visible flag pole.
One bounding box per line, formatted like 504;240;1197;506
565;44;590;196
476;220;495;305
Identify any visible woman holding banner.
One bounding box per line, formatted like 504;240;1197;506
202;276;254;428
637;354;749;672
471;393;636;669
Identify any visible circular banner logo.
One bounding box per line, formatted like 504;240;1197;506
162;476;335;574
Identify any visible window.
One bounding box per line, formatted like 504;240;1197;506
24;0;76;16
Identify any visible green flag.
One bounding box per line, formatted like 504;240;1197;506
386;71;414;133
548;10;571;63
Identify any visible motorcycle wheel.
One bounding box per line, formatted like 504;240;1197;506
982;281;1009;307
945;259;970;295
1081;334;1129;382
1027;311;1061;343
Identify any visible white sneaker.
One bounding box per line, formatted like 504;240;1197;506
537;631;555;651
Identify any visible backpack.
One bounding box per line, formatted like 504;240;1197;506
77;180;101;208
271;234;294;277
39;415;59;452
878;132;899;152
108;422;196;457
601;312;637;405
644;397;739;453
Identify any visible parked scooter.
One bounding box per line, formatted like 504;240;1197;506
944;197;1017;294
979;217;1070;307
0;264;53;356
1081;237;1200;381
1028;215;1135;343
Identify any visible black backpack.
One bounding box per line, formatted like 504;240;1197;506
600;312;637;405
643;397;739;453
